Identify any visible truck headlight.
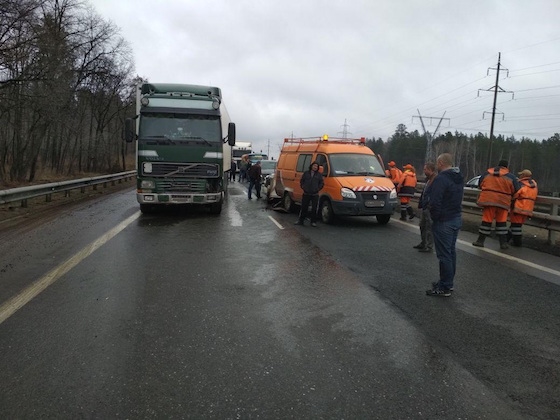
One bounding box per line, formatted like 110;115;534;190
141;180;155;189
341;187;356;199
143;162;153;174
390;188;397;199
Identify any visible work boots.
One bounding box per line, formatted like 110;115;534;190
512;236;522;247
472;234;486;247
400;210;407;221
407;207;415;220
499;235;509;249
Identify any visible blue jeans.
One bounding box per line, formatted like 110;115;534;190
432;217;462;290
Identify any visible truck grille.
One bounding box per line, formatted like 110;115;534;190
155;179;206;193
145;163;219;178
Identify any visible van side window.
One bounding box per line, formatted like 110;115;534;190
315;154;328;176
296;154;312;172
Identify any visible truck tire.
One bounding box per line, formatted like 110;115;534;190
376;214;391;225
209;201;223;215
140;204;155;214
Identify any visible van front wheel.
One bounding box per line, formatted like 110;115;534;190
376;214;391;225
282;193;295;212
320;199;335;224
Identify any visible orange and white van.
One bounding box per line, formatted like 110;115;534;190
274;136;398;224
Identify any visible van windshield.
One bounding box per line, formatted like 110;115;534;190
330;154;385;176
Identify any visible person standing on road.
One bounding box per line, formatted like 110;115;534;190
397;164;417;221
414;162;436;252
472;160;520;249
247;160;262;200
508;169;538;247
238;155;249;182
295;161;324;227
426;153;464;297
229;160;237;182
387;161;402;188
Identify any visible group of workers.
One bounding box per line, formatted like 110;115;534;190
386;159;538;249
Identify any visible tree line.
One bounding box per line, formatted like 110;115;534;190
367;124;560;194
1;1;558;194
0;0;136;186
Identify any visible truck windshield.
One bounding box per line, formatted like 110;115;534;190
139;113;221;143
329;154;385;176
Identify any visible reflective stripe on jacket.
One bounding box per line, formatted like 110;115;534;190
477;166;518;210
512;177;538;216
397;171;417;197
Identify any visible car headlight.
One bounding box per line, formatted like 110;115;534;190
390;188;397;199
341;187;356;199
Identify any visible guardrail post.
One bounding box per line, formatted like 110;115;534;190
550;192;559;245
93;184;97;191
21;199;27;208
46;194;52;202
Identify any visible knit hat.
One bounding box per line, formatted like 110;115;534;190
518;169;532;178
388;161;396;167
403;164;414;170
498;159;508;168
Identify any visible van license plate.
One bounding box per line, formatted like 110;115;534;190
365;200;384;208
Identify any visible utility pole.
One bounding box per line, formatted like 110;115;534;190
412;110;449;163
338;119;351;139
478;52;514;167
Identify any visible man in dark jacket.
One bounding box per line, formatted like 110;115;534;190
295;161;324;227
426;153;464;297
247;161;262;200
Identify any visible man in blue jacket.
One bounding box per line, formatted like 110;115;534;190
295;161;324;227
426;153;464;297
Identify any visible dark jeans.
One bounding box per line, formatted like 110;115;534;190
298;194;319;223
248;178;261;199
432;217;462;290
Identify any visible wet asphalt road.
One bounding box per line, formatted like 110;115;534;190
0;182;558;419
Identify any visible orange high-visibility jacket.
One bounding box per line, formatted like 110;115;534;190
389;167;402;184
397;170;417;197
512;177;538;216
477;167;519;210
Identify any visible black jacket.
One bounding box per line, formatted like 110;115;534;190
300;170;324;195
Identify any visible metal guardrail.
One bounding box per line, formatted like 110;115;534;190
416;184;560;245
0;171;136;207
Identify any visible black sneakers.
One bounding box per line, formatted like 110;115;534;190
431;281;453;291
413;243;425;249
426;288;452;297
418;247;433;253
310;222;317;227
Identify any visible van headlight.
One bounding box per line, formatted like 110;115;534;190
390;188;397;199
341;187;356;199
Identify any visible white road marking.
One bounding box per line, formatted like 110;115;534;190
0;211;141;325
457;238;560;277
268;215;284;230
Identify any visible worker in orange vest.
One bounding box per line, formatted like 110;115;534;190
472;160;520;249
508;169;538;247
397;164;417;221
387;161;402;187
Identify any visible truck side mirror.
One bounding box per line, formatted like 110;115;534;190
124;118;136;143
227;122;236;146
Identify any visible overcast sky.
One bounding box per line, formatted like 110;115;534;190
91;0;560;158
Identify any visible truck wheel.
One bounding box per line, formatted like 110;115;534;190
140;204;155;214
376;214;391;225
320;199;335;224
209;201;223;215
282;193;294;212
